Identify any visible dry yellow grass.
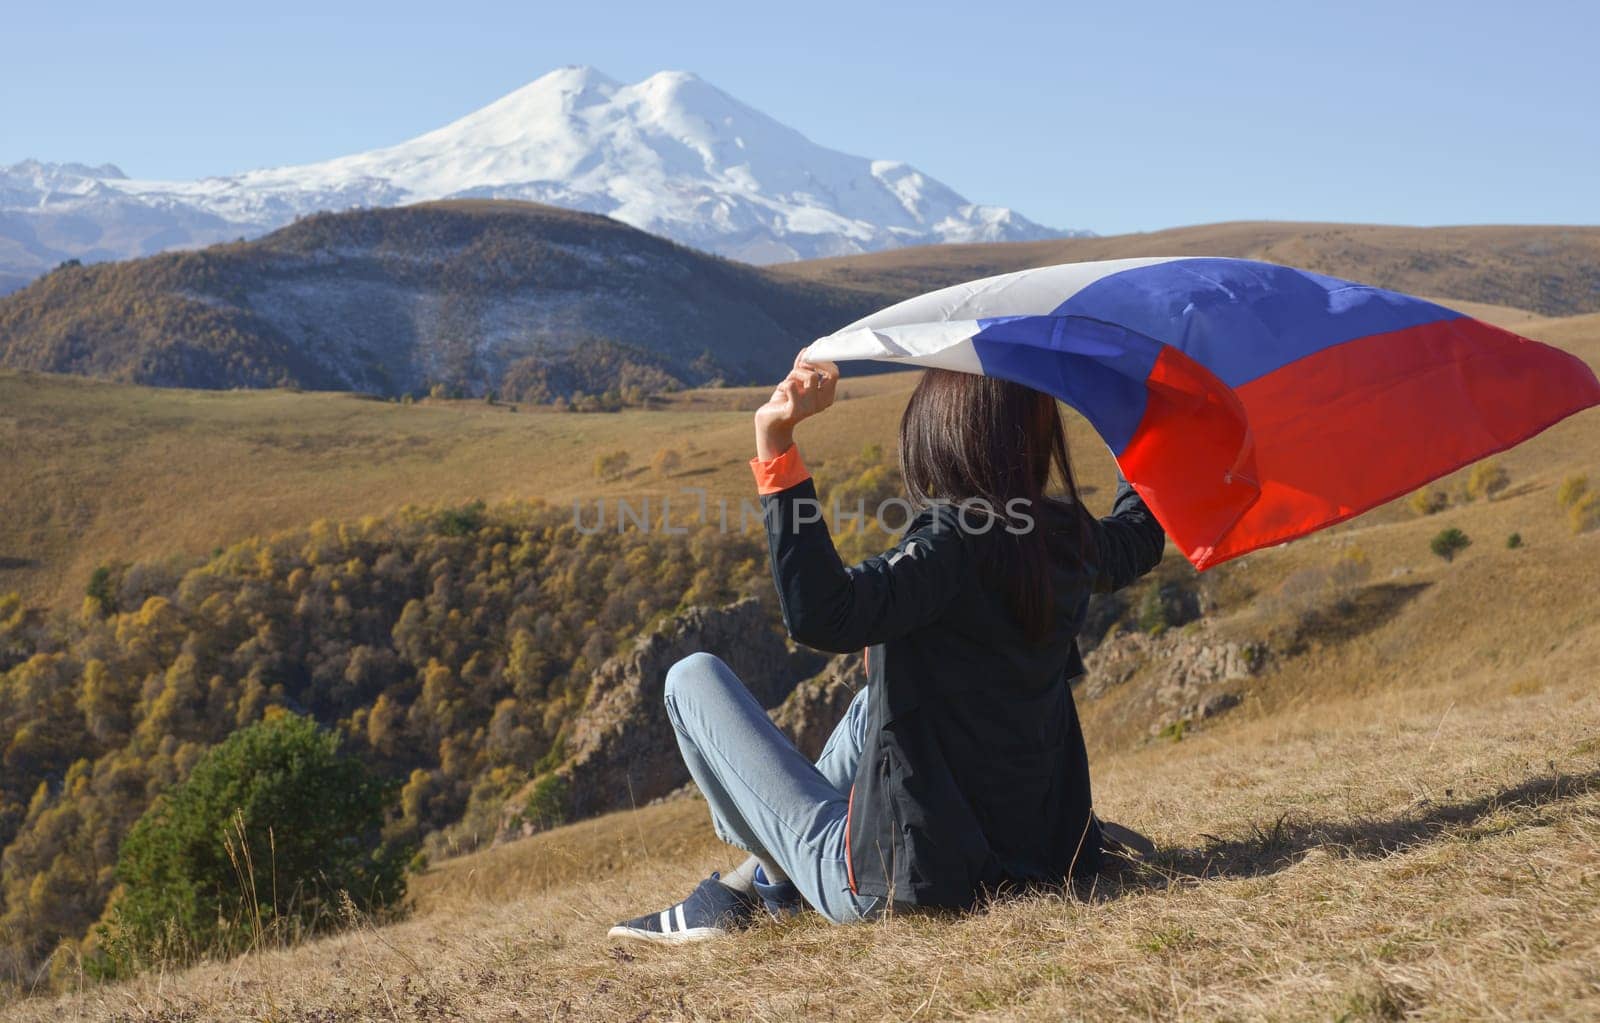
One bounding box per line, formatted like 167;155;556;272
0;371;927;610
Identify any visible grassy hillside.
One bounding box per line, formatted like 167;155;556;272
773;222;1600;318
0;370;931;611
1;244;1597;1017
7;482;1597;1019
0;200;887;398
1;299;1579;614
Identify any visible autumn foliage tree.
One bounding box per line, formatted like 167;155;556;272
651;447;683;477
1556;474;1588;509
594;449;631;480
1465;461;1510;501
1408;488;1449;516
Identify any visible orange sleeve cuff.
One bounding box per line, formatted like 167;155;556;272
750;443;811;495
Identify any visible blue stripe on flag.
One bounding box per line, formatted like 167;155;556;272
1050;258;1463;388
970;315;1162;453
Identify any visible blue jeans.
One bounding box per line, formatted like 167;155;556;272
663;651;882;924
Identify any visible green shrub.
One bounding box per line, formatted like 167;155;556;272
1242;642;1268;672
435;500;487;537
1137;586;1169;635
523;773;569;831
85;564;120;616
96;712;411;977
1506;532;1523;549
1429;528;1471;563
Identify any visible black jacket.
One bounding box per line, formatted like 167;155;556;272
762;477;1165;908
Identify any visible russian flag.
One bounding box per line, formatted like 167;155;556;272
805;258;1600;569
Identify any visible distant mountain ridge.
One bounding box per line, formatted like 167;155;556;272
0;200;889;398
5;209;1600;401
773;221;1600;319
0;67;1078;290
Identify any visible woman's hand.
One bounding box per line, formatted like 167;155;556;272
754;350;841;459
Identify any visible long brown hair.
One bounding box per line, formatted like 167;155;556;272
898;369;1087;641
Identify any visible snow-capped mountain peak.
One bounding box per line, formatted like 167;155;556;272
0;67;1082;287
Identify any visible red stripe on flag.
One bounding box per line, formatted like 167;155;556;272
1204;317;1600;565
1125;316;1600;569
1115;345;1260;567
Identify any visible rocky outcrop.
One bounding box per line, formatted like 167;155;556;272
500;598;827;839
1079;622;1266;736
502;590;1270;842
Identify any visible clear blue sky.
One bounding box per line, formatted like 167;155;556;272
4;0;1595;235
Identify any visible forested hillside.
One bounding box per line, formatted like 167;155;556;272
0;499;779;981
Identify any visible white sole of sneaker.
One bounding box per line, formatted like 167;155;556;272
607;924;728;945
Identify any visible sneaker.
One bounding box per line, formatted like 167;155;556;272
752;865;805;918
607;873;759;945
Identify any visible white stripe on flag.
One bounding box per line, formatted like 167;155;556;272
832;256;1181;333
806;322;983;372
805;257;1184;371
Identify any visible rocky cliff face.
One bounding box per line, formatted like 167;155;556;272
512;615;1272;838
501;599;832;838
499;590;1269;843
1080;622;1266;736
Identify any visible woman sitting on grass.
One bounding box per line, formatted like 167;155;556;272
610;352;1164;942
